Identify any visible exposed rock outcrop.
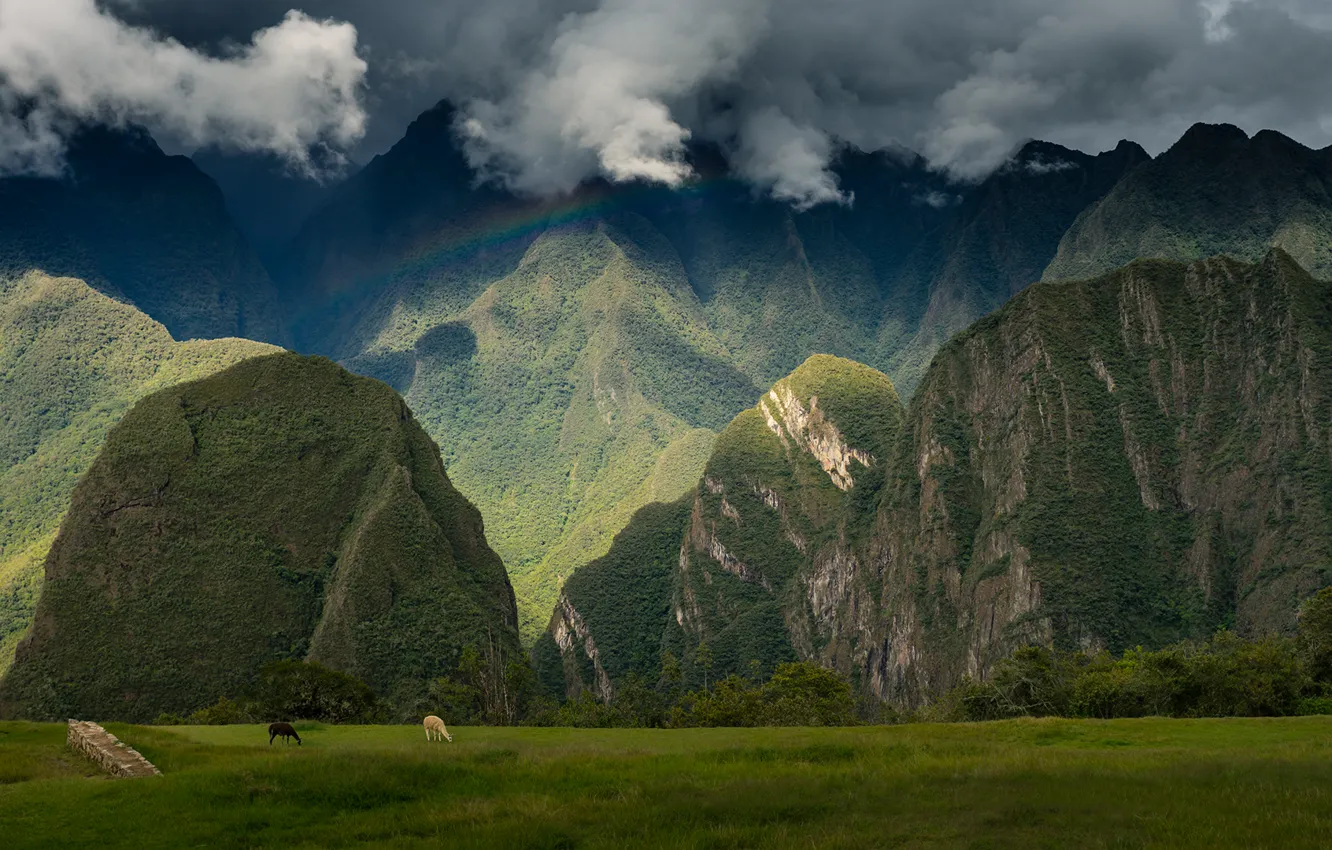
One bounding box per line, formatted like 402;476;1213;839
543;252;1332;708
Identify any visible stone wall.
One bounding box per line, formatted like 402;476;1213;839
67;720;161;778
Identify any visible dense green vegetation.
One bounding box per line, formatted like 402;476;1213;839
6;718;1332;847
530;661;860;729
0;126;284;342
946;592;1332;721
402;219;754;639
535;591;1332;729
277;105;1128;641
167;661;382;726
544;252;1332;709
0;354;519;721
545;355;906;696
1046;124;1332;283
0;271;278;673
885;139;1149;395
870;249;1332;702
532;498;694;696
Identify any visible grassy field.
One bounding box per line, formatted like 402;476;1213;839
2;718;1332;848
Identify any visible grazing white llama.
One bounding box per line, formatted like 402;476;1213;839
423;714;453;742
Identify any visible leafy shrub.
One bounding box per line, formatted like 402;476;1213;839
1299;587;1332;683
761;662;858;726
151;713;186;726
1297;696;1332;716
251;661;379;724
187;697;256;726
952;631;1310;721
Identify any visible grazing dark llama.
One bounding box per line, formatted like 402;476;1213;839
268;722;301;745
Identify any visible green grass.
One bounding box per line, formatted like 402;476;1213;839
4;718;1332;847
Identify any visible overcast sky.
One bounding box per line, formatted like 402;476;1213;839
2;0;1331;205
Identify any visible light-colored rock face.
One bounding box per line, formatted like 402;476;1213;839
665;359;904;687
862;252;1332;704
761;384;875;491
551;595;613;702
548;253;1332;710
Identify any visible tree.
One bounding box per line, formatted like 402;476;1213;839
747;659;763;683
252;661;378;723
762;662;857;726
659;650;683;706
696;642;714;692
1299;587;1332;684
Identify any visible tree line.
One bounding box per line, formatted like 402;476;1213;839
163;588;1332;727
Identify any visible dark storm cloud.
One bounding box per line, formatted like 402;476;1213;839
8;1;1332;201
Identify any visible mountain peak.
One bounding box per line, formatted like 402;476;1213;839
1167;122;1250;155
1106;139;1150;163
1009;139;1089;174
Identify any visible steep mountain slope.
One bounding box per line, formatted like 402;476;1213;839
276;103;533;357
0;127;285;342
0;354;519;721
397;217;749;639
0;272;279;674
542;355;906;695
885;140;1149;394
272;103;956;639
620;147;953;386
866;250;1332;702
544;252;1332;704
1045;124;1332;283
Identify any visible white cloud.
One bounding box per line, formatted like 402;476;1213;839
912;190;958;209
0;0;368;176
728;108;850;210
459;0;768;195
28;0;1332;202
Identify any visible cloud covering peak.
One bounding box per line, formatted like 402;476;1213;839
9;0;1332;201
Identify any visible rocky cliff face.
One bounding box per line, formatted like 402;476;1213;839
541;355;906;694
0;353;519;721
544;252;1332;705
867;249;1332;702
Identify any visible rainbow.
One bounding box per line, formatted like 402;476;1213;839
392;174;742;273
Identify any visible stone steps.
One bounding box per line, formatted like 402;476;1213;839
67;720;162;778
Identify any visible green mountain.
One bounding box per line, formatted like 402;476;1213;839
542;252;1332;704
273;104;962;640
885;139;1149;394
0;126;285;342
539;355;906;695
0;271;279;674
870;249;1332;702
1045;124;1332;282
0;353;519;721
619;147;955;385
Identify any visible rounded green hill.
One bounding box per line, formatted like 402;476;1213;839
0;353;519;722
